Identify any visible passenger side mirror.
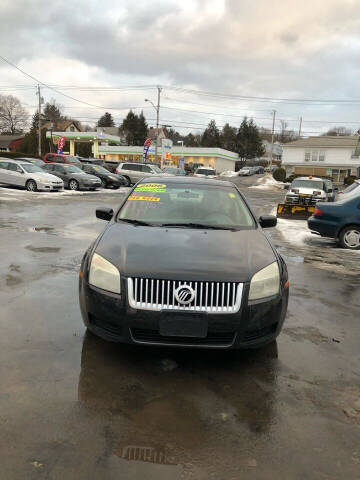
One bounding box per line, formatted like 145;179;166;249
259;215;277;228
96;207;114;221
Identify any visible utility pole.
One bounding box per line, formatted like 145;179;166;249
298;116;302;137
37;85;42;157
154;86;161;164
270;109;276;170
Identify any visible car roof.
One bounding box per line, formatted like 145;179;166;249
139;176;234;187
4;159;32;164
294;176;324;181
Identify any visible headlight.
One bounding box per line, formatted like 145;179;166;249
89;253;120;293
249;262;280;301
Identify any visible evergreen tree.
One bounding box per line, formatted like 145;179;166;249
236;117;264;160
201;120;221;147
120;110;139;145
97;112;115;127
134;111;148;145
43;100;65;123
184;133;197;146
220;123;237;151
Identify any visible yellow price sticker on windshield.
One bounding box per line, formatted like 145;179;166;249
229;193;236;198
135;183;166;192
128;195;160;202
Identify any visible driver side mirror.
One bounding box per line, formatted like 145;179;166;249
96;207;114;221
259;215;277;228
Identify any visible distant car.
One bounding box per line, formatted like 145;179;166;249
163;167;187;176
252;166;265;174
81;164;127;188
16;157;46;168
43;153;82;167
285;177;336;205
238;167;252;176
308;193;360;249
337;180;360;201
194;167;217;178
42;163;101;191
0;159;64;192
115;162;173;185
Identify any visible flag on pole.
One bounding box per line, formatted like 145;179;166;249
143;138;152;162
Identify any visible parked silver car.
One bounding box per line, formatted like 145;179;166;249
115;162;173;185
0;158;64;191
43;163;101;190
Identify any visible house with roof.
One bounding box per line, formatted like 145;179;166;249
0;134;25;152
282;136;360;183
42;120;82;132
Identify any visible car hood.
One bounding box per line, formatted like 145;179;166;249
94;223;277;282
32;172;63;182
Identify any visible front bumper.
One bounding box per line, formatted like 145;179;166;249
79;277;289;349
38;183;64;191
81;182;101;190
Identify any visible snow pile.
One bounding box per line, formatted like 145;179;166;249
220;170;238;177
249;175;285;190
276;218;313;246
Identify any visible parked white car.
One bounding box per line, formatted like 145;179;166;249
115;162;173;185
238;167;252;176
337;179;360;201
0;159;64;191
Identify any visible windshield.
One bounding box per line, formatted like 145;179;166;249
21;164;43;173
196;169;215;175
151;165;162;173
64;165;83;174
118;183;255;229
92;165;110;174
65;156;81;166
292;179;324;190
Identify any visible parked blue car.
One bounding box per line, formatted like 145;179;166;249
308;193;360;249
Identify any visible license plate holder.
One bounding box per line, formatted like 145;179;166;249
159;313;208;338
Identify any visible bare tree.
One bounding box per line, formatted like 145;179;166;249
324;126;353;136
277;119;298;143
0;94;28;134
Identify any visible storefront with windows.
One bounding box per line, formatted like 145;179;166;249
98;145;238;172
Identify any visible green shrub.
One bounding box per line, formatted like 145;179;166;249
344;176;358;185
0;152;41;159
273;167;286;182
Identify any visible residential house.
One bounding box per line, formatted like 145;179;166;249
282;136;360;183
0;134;25;152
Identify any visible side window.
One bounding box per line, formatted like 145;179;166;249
142;165;152;173
54;165;64;173
46;154;55;162
83;165;90;173
8;163;19;172
44;164;54;171
132;164;142;172
123;163;133;170
0;162;8;169
56;156;65;163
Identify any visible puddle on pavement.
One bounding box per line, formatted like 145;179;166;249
25;245;61;253
30;226;56;234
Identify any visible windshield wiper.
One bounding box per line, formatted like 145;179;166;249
120;218;156;227
161;222;236;230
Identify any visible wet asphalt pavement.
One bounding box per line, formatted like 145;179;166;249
0;178;359;479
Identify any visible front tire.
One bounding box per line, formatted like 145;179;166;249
122;176;131;187
339;225;360;250
69;179;79;191
26;180;37;192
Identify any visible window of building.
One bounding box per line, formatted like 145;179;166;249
305;151;311;162
304;150;326;162
319;150;325;161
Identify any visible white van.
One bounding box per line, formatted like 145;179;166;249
0;159;64;191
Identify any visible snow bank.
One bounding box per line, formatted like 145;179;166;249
220;170;238;177
249;175;285;190
276;218;313;246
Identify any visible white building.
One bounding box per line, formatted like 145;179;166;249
98;145;239;172
282;136;360;183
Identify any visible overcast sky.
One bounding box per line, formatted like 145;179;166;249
1;0;360;135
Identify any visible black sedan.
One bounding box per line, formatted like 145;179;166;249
308;193;360;249
82;164;128;188
43;163;101;190
79;177;289;349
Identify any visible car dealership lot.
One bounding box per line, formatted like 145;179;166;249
1;180;359;479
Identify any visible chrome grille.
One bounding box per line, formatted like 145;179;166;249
127;278;243;313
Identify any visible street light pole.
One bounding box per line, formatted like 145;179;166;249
145;87;162;163
37;85;42;157
270;109;276;170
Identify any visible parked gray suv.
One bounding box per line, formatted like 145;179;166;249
115;162;172;185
